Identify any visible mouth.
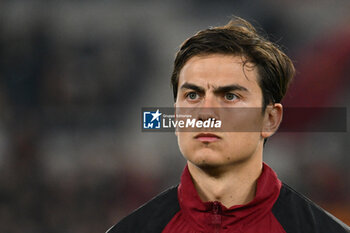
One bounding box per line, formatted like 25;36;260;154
194;133;221;143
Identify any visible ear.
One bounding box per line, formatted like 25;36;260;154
261;103;283;139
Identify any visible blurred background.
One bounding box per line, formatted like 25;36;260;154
0;0;349;232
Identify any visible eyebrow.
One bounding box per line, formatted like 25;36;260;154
213;84;249;94
180;82;205;94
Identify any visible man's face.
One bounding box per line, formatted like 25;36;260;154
175;54;267;169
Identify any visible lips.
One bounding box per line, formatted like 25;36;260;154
194;133;221;142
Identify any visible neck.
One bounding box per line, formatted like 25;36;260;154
187;154;263;208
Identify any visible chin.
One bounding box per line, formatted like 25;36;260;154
187;151;227;168
187;150;254;171
188;157;233;176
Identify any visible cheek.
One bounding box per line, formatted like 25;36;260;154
177;133;193;157
225;132;261;158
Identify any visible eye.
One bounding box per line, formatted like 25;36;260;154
225;93;238;101
186;92;198;100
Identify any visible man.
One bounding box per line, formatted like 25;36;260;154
107;17;350;233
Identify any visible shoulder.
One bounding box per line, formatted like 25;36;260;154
272;183;350;233
106;185;180;233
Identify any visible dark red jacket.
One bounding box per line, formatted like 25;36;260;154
162;163;284;233
107;163;350;233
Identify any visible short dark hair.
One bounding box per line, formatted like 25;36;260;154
170;16;295;109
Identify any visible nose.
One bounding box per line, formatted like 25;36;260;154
201;93;219;108
197;94;220;121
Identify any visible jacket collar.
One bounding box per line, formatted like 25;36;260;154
177;163;282;232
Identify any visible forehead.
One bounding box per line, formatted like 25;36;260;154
178;54;259;89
